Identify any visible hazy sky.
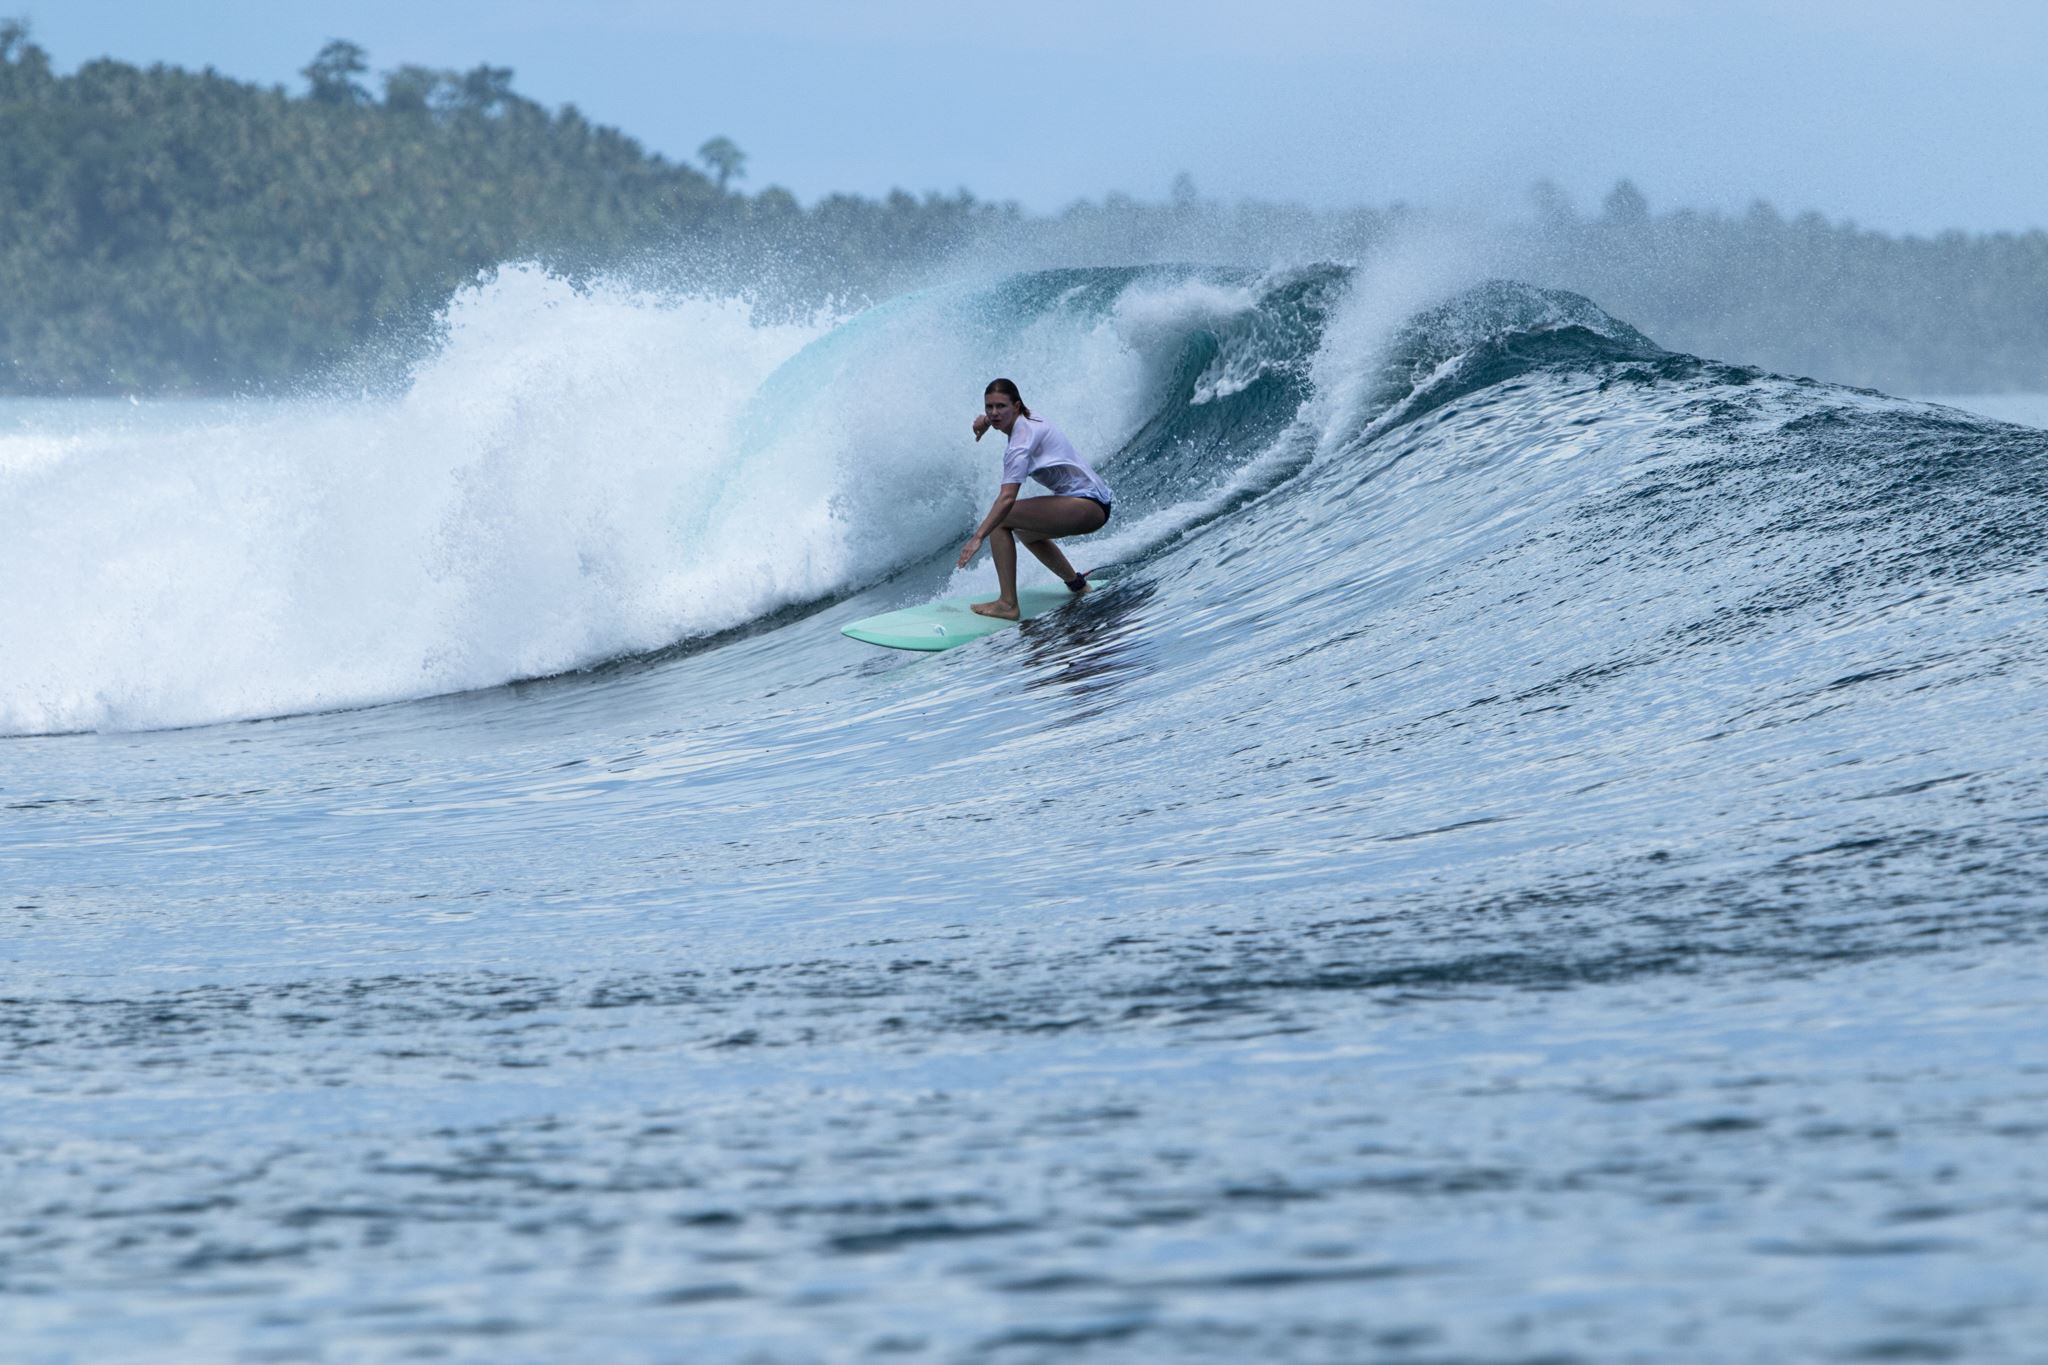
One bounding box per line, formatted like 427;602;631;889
20;0;2048;233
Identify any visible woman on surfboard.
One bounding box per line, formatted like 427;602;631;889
957;378;1115;620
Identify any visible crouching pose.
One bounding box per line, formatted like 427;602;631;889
957;378;1115;619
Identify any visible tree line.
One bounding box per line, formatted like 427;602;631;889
0;29;1009;393
1517;179;2048;393
1;27;2043;396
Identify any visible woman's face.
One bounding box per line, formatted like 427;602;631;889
984;391;1020;433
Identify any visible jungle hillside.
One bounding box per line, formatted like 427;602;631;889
2;26;2044;396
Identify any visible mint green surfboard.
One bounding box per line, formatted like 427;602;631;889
842;584;1080;651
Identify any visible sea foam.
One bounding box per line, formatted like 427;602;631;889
0;265;1254;734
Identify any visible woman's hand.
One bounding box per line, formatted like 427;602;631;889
971;414;991;440
957;533;983;568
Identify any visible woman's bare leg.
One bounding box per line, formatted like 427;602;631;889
1013;498;1104;589
971;527;1022;619
972;497;1106;619
1022;536;1078;583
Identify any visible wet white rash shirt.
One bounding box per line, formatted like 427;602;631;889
999;416;1114;506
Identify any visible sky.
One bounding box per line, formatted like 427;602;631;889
18;0;2048;234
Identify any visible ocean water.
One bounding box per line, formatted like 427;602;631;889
5;266;2047;1364
1914;392;2048;431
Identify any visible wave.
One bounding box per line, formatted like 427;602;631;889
0;264;1337;734
5;261;2041;738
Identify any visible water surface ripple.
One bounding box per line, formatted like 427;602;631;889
5;274;2047;1363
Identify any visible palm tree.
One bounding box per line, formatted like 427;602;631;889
302;39;370;105
697;136;746;191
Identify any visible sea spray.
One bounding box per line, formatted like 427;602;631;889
1;265;1333;734
0;269;815;734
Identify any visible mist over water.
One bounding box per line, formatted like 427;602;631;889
7;224;2048;1362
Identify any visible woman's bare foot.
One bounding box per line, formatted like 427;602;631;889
971;599;1020;620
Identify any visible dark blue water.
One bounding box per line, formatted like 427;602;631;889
5;270;2047;1363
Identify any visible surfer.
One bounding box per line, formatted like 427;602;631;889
957;378;1115;620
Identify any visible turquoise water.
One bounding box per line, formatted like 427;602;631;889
5;271;2047;1363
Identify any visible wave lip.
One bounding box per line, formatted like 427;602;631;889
1355;279;1668;435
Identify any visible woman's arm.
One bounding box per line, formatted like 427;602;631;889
957;483;1021;567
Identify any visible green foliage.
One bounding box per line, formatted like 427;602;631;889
697;136;745;191
1521;180;2048;392
1;29;2043;397
0;31;1003;394
302;39;369;105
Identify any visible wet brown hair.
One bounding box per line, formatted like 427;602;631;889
984;378;1032;419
